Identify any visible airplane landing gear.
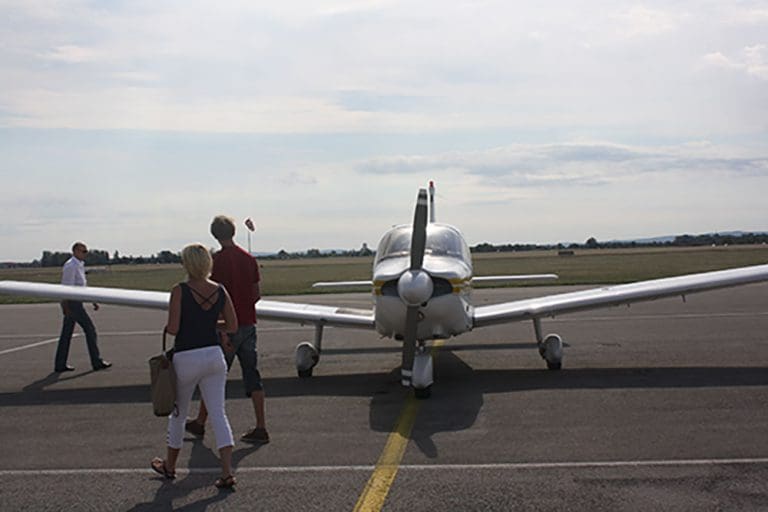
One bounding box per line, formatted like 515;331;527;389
295;323;324;378
414;385;431;399
539;334;563;370
411;343;434;399
533;318;563;371
295;342;318;377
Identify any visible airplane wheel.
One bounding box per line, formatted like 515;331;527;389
541;334;563;371
295;342;319;379
414;386;431;399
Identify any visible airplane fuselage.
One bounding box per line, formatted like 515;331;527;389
372;223;474;341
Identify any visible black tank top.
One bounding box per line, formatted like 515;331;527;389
174;283;225;352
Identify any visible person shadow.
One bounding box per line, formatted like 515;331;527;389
23;367;107;392
124;437;260;511
22;372;62;392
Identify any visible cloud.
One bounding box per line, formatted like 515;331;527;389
1;1;766;137
39;44;102;63
335;90;432;113
356;142;768;187
744;44;768;79
702;44;768;80
276;171;319;186
725;7;768;25
613;6;682;37
1;1;768;260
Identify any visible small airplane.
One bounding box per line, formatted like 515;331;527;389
2;182;768;398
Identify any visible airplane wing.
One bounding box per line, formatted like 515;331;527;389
0;280;169;309
312;274;558;288
311;280;371;289
0;280;375;329
471;274;558;283
472;263;768;327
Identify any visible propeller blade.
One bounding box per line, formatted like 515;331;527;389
410;189;428;270
402;187;429;386
401;305;419;386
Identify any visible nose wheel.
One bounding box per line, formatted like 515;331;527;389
409;344;434;399
414;385;431;399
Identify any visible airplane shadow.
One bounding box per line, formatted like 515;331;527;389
5;359;767;408
5;352;768;460
321;341;547;356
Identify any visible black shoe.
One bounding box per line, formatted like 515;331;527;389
241;427;270;444
55;365;75;373
185;419;205;438
93;360;112;371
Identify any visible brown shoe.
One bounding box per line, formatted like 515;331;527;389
241;427;269;444
185;419;205;437
215;474;236;489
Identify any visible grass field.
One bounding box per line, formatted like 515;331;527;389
1;245;767;304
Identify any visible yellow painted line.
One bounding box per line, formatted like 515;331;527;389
353;340;444;512
352;395;419;511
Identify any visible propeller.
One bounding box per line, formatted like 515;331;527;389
399;188;430;386
410;189;428;270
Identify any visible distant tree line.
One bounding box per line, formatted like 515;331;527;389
261;243;374;260
669;233;768;247
33;249;182;267
39;249;112;267
3;234;766;269
470;232;768;253
17;245;373;268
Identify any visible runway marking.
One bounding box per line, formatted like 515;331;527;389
0;326;313;340
353;340;445;512
0;326;312;356
0;334;66;340
1;457;767;477
0;336;71;356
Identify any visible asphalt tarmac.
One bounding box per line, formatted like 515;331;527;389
0;284;767;511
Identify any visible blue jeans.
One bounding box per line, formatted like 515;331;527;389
55;301;102;370
224;325;263;395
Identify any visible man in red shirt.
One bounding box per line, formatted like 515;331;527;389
186;215;268;443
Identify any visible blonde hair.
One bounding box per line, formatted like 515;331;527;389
181;243;212;280
210;215;235;241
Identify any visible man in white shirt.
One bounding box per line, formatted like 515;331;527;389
54;242;112;372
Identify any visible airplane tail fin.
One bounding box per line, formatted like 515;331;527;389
429;180;435;223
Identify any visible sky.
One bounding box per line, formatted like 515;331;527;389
1;1;767;262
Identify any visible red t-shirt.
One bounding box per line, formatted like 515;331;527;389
211;245;260;326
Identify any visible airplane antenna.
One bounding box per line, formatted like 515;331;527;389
428;180;435;223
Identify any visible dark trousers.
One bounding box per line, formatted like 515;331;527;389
55;301;101;370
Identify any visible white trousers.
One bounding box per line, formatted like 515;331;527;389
167;346;234;450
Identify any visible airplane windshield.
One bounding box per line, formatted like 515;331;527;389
375;224;471;264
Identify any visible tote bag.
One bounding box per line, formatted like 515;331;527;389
148;329;176;416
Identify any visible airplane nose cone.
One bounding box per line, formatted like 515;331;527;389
397;270;433;306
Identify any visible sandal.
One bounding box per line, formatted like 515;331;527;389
150;457;176;480
214;474;236;489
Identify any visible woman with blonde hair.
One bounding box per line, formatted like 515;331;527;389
151;243;238;489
